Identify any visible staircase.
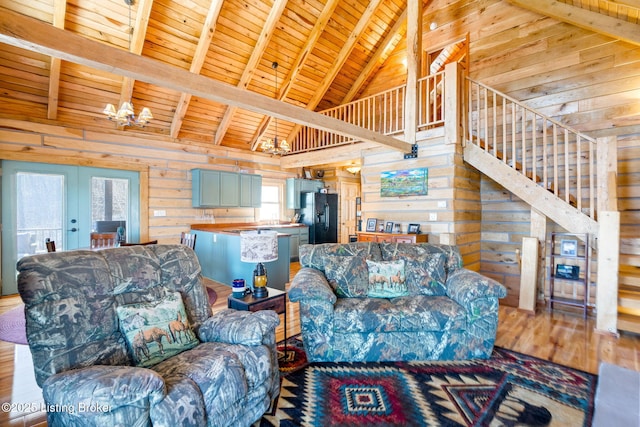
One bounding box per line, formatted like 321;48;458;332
463;77;600;237
618;237;640;333
463;77;623;333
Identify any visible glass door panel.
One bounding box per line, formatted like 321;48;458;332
16;172;65;254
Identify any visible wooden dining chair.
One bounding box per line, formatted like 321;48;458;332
90;232;118;249
180;232;197;250
45;238;56;252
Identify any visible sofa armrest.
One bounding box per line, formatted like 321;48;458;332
446;269;507;308
288;267;337;304
42;365;165;425
198;309;280;346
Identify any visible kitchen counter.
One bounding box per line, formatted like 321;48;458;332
191;222;306;235
191;228;291;291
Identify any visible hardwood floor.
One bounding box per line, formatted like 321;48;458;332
1;262;638;426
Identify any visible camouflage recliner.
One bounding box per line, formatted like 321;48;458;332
17;244;280;427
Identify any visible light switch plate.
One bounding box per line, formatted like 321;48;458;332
154;210;166;217
437;200;447;208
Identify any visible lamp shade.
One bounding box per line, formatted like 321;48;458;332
240;230;278;263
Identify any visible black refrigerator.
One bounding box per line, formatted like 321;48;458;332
300;192;338;244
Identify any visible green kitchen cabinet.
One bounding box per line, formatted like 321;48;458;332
239;173;262;207
286;178;323;209
192;169;261;208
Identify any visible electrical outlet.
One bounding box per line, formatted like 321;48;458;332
154;210;166;217
429;213;438;221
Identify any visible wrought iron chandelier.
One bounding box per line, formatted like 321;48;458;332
261;62;290;155
103;0;152;127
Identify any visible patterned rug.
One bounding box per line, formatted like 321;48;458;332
263;337;596;426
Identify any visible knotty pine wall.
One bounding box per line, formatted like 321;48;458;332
0;120;296;243
362;0;640;305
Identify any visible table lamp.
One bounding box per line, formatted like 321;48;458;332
240;230;278;298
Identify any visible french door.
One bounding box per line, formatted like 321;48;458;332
1;161;140;295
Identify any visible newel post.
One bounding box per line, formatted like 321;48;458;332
444;62;462;145
595;135;619;335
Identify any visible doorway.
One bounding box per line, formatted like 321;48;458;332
1;161;140;295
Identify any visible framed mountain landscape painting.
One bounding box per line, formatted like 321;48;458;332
380;168;428;197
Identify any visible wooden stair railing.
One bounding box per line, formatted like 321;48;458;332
465;77;598;223
475;137;578;208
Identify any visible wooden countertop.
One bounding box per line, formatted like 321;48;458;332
191;222;307;235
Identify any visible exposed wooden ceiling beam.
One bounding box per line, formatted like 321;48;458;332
118;0;153;117
285;0;385;144
0;8;411;152
170;0;224;138
213;0;288;145
46;0;66;120
507;0;640;46
280;142;379;169
249;0;341;151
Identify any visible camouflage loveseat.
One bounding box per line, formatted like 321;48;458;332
288;242;507;362
17;244;280;427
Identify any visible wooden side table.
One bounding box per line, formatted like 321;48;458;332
227;287;287;356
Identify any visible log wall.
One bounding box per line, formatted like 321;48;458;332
0;120;296;243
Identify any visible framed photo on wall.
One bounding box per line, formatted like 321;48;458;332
385;222;394;233
366;218;377;232
407;223;420;234
560;239;578;257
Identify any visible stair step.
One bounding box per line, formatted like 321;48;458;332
618;289;640;311
620;265;640;287
621;238;640;256
617;313;640;334
619;254;640;267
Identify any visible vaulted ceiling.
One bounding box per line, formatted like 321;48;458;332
0;0;638;158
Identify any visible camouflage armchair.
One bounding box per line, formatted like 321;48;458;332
17;244;280;427
288;242;507;362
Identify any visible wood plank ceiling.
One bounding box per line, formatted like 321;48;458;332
0;0;638;157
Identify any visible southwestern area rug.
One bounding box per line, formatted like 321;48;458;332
262;337;596;426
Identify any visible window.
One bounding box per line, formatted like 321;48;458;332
259;184;281;222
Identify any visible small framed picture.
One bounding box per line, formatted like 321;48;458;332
366;218;377;232
377;220;385;232
385;221;394;233
560;239;578;257
556;264;580;280
303;168;312;179
408;223;420;234
393;223;401;234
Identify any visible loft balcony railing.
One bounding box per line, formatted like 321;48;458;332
289;64;599;221
289;70;445;153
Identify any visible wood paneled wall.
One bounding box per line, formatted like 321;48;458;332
0;120;295;243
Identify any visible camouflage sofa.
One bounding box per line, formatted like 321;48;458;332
288;242;507;362
17;244;280;427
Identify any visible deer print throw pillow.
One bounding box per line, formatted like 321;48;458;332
116;292;199;367
365;259;408;298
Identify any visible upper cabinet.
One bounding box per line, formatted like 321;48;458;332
286;178;323;209
192;169;262;208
